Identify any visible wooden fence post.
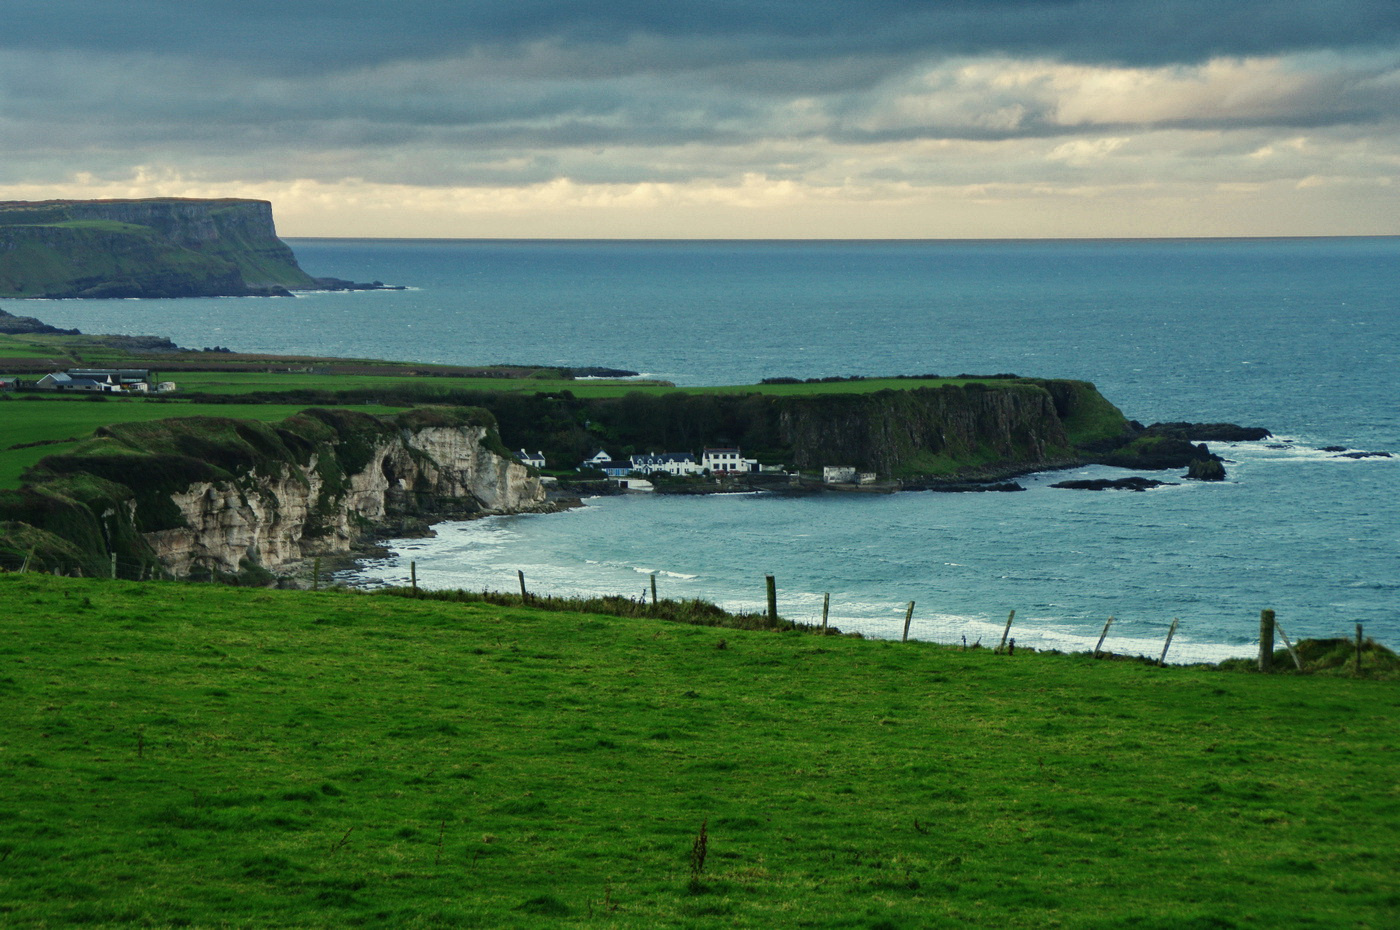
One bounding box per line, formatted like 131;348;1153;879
110;552;118;580
821;593;830;633
1356;623;1364;675
1094;616;1114;658
1258;609;1276;672
1274;620;1304;671
902;601;915;642
518;569;528;602
650;573;658;608
765;575;778;626
997;610;1016;653
410;561;417;593
1158;618;1179;667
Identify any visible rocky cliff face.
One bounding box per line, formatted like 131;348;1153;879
0;407;548;580
0;198;316;298
144;422;546;577
775;385;1075;474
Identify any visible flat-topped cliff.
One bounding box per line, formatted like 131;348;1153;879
0;198;317;298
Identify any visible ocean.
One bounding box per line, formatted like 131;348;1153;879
29;237;1400;660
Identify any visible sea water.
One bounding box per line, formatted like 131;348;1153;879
29;238;1400;659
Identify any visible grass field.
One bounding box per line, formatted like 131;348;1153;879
1;573;1395;928
0;398;402;488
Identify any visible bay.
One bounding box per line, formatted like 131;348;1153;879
27;237;1400;658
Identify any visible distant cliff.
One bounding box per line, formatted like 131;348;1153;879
421;378;1134;480
0;407;549;581
0;198;317;298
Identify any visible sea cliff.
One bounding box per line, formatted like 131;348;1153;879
0;198;317;298
0;407;548;580
432;378;1131;479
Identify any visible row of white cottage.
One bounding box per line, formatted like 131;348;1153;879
515;447;760;477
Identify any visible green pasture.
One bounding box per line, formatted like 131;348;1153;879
0;573;1395;928
0;397;401;488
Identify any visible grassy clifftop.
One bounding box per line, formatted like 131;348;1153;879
0;199;316;298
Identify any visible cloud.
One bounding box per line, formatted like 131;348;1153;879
1;2;1398;235
6;1;1400;73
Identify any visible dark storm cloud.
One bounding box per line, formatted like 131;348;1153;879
4;0;1399;200
6;1;1400;74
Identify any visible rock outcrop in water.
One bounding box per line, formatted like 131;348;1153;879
0;407;549;580
0;198;318;298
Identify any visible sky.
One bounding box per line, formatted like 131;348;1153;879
4;1;1400;238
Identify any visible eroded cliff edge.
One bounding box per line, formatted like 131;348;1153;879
0;198;317;298
0;407;549;580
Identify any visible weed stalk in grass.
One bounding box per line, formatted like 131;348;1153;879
331;826;354;853
690;818;709;881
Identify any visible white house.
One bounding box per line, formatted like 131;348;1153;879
580;449;613;468
630;452;702;476
578;449;633;476
36;372;107;392
702;447;759;474
516;449;547;469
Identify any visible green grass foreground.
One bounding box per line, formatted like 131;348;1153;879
1;576;1396;928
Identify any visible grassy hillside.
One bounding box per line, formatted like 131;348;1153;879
0;573;1395;928
0;397;403;488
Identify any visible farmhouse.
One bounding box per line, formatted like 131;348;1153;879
34;368;169;393
515;449;547;469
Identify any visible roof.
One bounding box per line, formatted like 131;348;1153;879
631;452;697;463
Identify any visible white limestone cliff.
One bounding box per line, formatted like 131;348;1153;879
143;424;546;577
